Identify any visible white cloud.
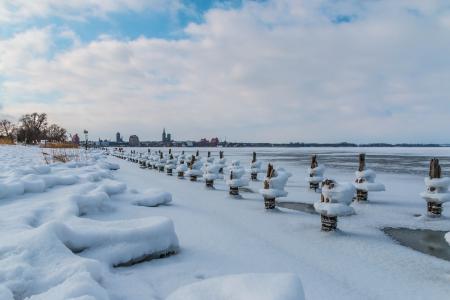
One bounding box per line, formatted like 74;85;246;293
0;0;182;23
1;0;450;143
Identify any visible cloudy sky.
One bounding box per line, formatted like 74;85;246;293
0;0;449;143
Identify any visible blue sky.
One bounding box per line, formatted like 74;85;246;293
1;0;450;143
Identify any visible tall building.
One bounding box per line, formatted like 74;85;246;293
162;128;172;143
162;128;167;143
116;132;122;143
129;135;140;147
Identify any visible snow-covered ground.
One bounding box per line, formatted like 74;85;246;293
1;145;450;299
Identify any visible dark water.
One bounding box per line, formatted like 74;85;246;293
277;201;317;214
383;227;450;262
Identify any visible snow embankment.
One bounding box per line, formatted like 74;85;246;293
167;273;305;300
0;146;178;299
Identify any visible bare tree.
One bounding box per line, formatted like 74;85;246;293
16;113;48;144
46;124;67;142
0;119;16;140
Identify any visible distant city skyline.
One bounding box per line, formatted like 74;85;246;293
1;1;449;143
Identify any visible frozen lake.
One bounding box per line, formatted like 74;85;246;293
123;147;450;176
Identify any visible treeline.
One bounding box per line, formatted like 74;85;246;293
0;113;67;144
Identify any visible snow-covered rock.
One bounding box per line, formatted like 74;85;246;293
166;273;305;300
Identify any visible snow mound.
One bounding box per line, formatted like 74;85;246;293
166;273;304;300
130;189;173;207
56;217;179;267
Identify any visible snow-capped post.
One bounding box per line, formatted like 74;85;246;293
262;164;275;209
206;151;214;163
250;152;263;181
226;161;248;197
218;151;226;174
186;155;203;182
204;162;220;188
420;158;450;217
307;155;325;192
156;152;163;172
259;164;291;209
356;154;367;200
166;154;176;176
353;153;385;202
314;179;355;231
176;162;188;179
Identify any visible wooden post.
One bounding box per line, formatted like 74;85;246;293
251;152;258;181
229;171;239;196
427;158;443;216
189;155;197;181
356;153;368;201
358;153;366;172
309;155;320;191
263;163;276;209
167;154;174;176
219;151;224;173
321;215;337;231
158;152;164;172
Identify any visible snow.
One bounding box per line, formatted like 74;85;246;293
307;165;325;184
421;177;450;203
445;232;450;246
167;273;305;300
226;160;249;188
2;145;450;300
260;168;292;198
0;146;178;299
354;169;386;192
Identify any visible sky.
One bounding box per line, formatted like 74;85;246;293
0;0;449;143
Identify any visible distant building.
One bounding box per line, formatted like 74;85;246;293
162;128;172;144
129;135;140;147
116;132;123;143
210;137;219;147
72;133;80;145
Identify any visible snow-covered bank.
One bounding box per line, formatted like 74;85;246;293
0;146;178;299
